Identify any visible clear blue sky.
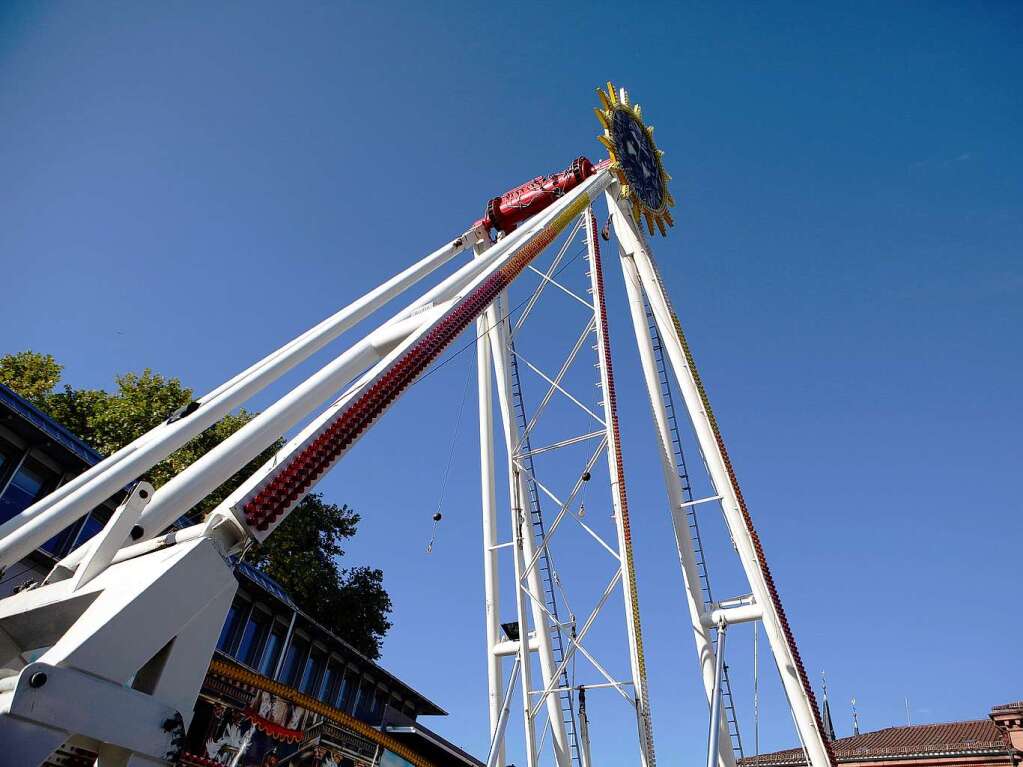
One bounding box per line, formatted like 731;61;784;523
1;1;1020;763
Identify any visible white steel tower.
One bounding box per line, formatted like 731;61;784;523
0;83;835;767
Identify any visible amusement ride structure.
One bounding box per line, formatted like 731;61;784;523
0;84;836;767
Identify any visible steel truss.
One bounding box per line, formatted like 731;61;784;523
0;158;833;767
476;205;656;767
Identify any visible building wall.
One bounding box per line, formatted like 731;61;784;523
0;419;111;597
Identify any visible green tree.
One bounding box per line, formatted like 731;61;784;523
248;497;392;658
0;351;62;405
0;351;392;658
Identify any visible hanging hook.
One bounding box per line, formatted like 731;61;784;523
425;512;442;554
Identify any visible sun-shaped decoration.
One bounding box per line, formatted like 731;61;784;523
595;82;675;236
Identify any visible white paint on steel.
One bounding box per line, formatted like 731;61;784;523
707;623;729;767
617;236;737;767
71;481;153;591
585;206;655;767
610;194;833;767
476;241;505;767
486;656;521;767
0;232;479;570
487;290;572;767
484;293;538;767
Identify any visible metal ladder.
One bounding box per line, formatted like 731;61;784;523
508;341;582;767
646;303;745;760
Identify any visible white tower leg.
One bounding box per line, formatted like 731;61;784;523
607;194;834;767
486;293;572;767
619;248;737;767
477;287;505;766
584;209;656;767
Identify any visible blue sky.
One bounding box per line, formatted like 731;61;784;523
1;1;1020;763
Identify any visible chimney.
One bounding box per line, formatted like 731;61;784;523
990;703;1023;753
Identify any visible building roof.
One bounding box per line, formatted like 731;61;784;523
382;722;485;767
992;702;1023;713
740;720;1012;766
0;382;103;466
235;560;301;612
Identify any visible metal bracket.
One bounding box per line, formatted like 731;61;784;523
1;662;185;764
71;481;154;591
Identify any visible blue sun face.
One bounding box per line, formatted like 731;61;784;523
610;108;664;212
596;83;674;236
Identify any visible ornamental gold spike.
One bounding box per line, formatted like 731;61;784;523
593;83;675;236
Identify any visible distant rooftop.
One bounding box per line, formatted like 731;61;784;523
740;719;1013;766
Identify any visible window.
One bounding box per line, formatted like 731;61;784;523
319;660;343;703
380;751;415;767
258;624;287;677
0;456;58;525
355;679;378;720
299;647;326;695
340;670;360;713
0;437;19;480
75;513;105;545
371;689;388;722
237;609;271;668
41;520;80;557
41;510;107;558
217;601;246;653
281;635;310;686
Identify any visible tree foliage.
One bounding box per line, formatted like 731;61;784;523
0;350;392;658
247;497;392;659
0;351;62;404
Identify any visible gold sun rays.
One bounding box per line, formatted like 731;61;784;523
595;81;675;236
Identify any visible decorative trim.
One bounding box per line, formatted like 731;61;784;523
208;657;437;767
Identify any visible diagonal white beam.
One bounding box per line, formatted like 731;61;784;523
519;319;597;444
529;568;624;718
513;350;605;425
526;264;595;310
521;430;605;458
514;217;586;333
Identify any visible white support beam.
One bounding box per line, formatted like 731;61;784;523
486;657;521;767
701;603;764;629
488;291;572;767
476;243;504;766
585;206;656;767
0;230;482;571
617;234;736;767
70;482;153;592
609;193;833;767
0;536;237;766
485;294;539;767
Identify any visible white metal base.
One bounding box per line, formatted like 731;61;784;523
0;537;236;766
